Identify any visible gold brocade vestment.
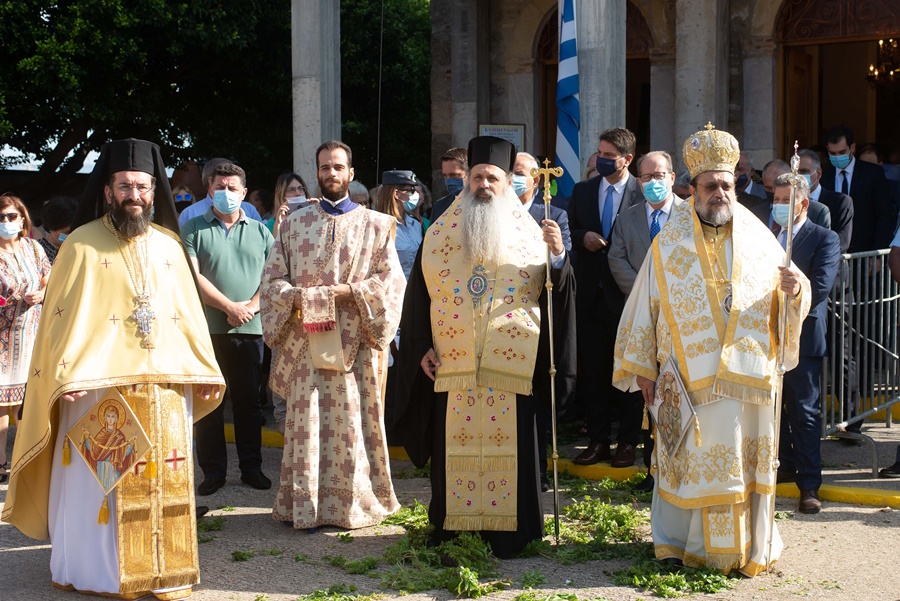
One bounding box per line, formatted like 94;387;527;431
422;198;546;530
4;216;224;596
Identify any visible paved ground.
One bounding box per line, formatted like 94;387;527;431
2;418;899;601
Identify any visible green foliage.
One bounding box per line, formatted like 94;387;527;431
513;593;610;601
340;0;432;189
217;505;235;512
611;560;736;597
254;595;270;601
520;569;549;589
261;548;283;557
448;566;511;598
337;532;354;543
196;516;225;533
231;550;254;562
295;553;309;563
296;583;383;601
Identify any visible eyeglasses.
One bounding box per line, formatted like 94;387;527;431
286;186;305;194
700;182;734;193
0;213;20;223
115;183;154;195
175;193;193;201
397;188;416;194
638;172;670;183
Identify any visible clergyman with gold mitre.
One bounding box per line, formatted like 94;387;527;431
3;138;225;601
394;135;577;558
613;125;810;576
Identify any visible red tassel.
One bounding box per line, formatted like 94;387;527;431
304;321;336;333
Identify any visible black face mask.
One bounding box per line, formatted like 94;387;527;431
736;173;749;189
765;191;775;204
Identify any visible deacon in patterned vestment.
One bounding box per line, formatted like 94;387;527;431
260;140;406;530
3;139;224;600
395;136;576;558
613;125;810;575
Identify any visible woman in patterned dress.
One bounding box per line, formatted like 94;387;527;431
0;194;50;483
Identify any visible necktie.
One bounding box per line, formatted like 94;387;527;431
649;209;662;241
601;185;614;239
840;170;849;195
778;229;788;249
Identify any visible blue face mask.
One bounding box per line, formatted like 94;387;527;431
736;173;749;189
801;174;812;188
595;156;619;178
829;154;851;170
403;192;420;213
512;174;532;197
771;204;795;229
445;178;464;196
212;189;241;214
642;179;670;203
57;232;68;243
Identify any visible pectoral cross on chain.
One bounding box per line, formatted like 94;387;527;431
130;294;156;349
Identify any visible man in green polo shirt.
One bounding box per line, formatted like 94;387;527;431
181;162;274;496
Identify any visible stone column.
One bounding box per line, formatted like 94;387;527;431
576;0;626;172
649;48;677;156
674;0;729;170
449;0;489;146
291;0;341;186
741;37;777;165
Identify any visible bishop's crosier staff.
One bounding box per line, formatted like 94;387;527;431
531;159;564;544
768;140;800;572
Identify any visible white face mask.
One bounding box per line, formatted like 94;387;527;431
0;221;21;240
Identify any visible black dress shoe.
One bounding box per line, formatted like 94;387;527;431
634;474;654;492
195;506;209;519
798;490;822;514
197;477;226;496
573;441;612;465
611;443;637;468
241;470;272;490
879;462;900;478
540;474;551;492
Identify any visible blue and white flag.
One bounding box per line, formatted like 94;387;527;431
555;0;580;199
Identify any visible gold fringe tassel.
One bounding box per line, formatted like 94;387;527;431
98;497;109;525
641;406;649;430
434;373;477;394
477;370;533;397
712;379;773;406
481;455;516;472
444;515;517;532
693;415;702;447
62;437;71;466
446;455;482;472
144;458;157;480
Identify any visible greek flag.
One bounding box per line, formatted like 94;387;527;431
555;0;580;199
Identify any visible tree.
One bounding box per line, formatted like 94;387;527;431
341;0;432;191
0;0;294;201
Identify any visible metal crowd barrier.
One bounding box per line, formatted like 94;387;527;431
821;249;900;476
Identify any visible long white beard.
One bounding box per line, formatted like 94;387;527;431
460;183;519;266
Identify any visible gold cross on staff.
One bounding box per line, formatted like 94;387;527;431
530;158;564;204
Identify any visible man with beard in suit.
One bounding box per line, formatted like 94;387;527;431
567;127;644;467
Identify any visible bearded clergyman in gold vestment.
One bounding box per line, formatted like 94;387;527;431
613;125;810;576
2;139;224;600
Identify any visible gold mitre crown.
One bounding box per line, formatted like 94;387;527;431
683;122;741;179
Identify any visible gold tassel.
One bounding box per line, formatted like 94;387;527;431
144;458;157;480
62;438;71;466
641;406;649;430
98;497;110;525
694;415;702;447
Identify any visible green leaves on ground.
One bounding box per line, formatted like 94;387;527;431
232;550;255;562
611;560;736;597
296;583;383;601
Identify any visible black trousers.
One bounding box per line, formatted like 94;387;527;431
578;294;642;445
196;334;264;479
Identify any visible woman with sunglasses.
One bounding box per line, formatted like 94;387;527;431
0;194;50;483
374;170;424;280
172;184;195;215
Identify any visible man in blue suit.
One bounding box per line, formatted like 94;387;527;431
770;173;841;514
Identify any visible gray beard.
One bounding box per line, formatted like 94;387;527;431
695;198;734;227
460;184;518;266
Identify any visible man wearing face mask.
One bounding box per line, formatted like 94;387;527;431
769;173;840;514
821;124;893;252
796;149;853;254
177;157;263;229
735;152;767;199
181;162;275;497
513;152;572;251
429;147;468;224
568;127;643;467
753;160;830;231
